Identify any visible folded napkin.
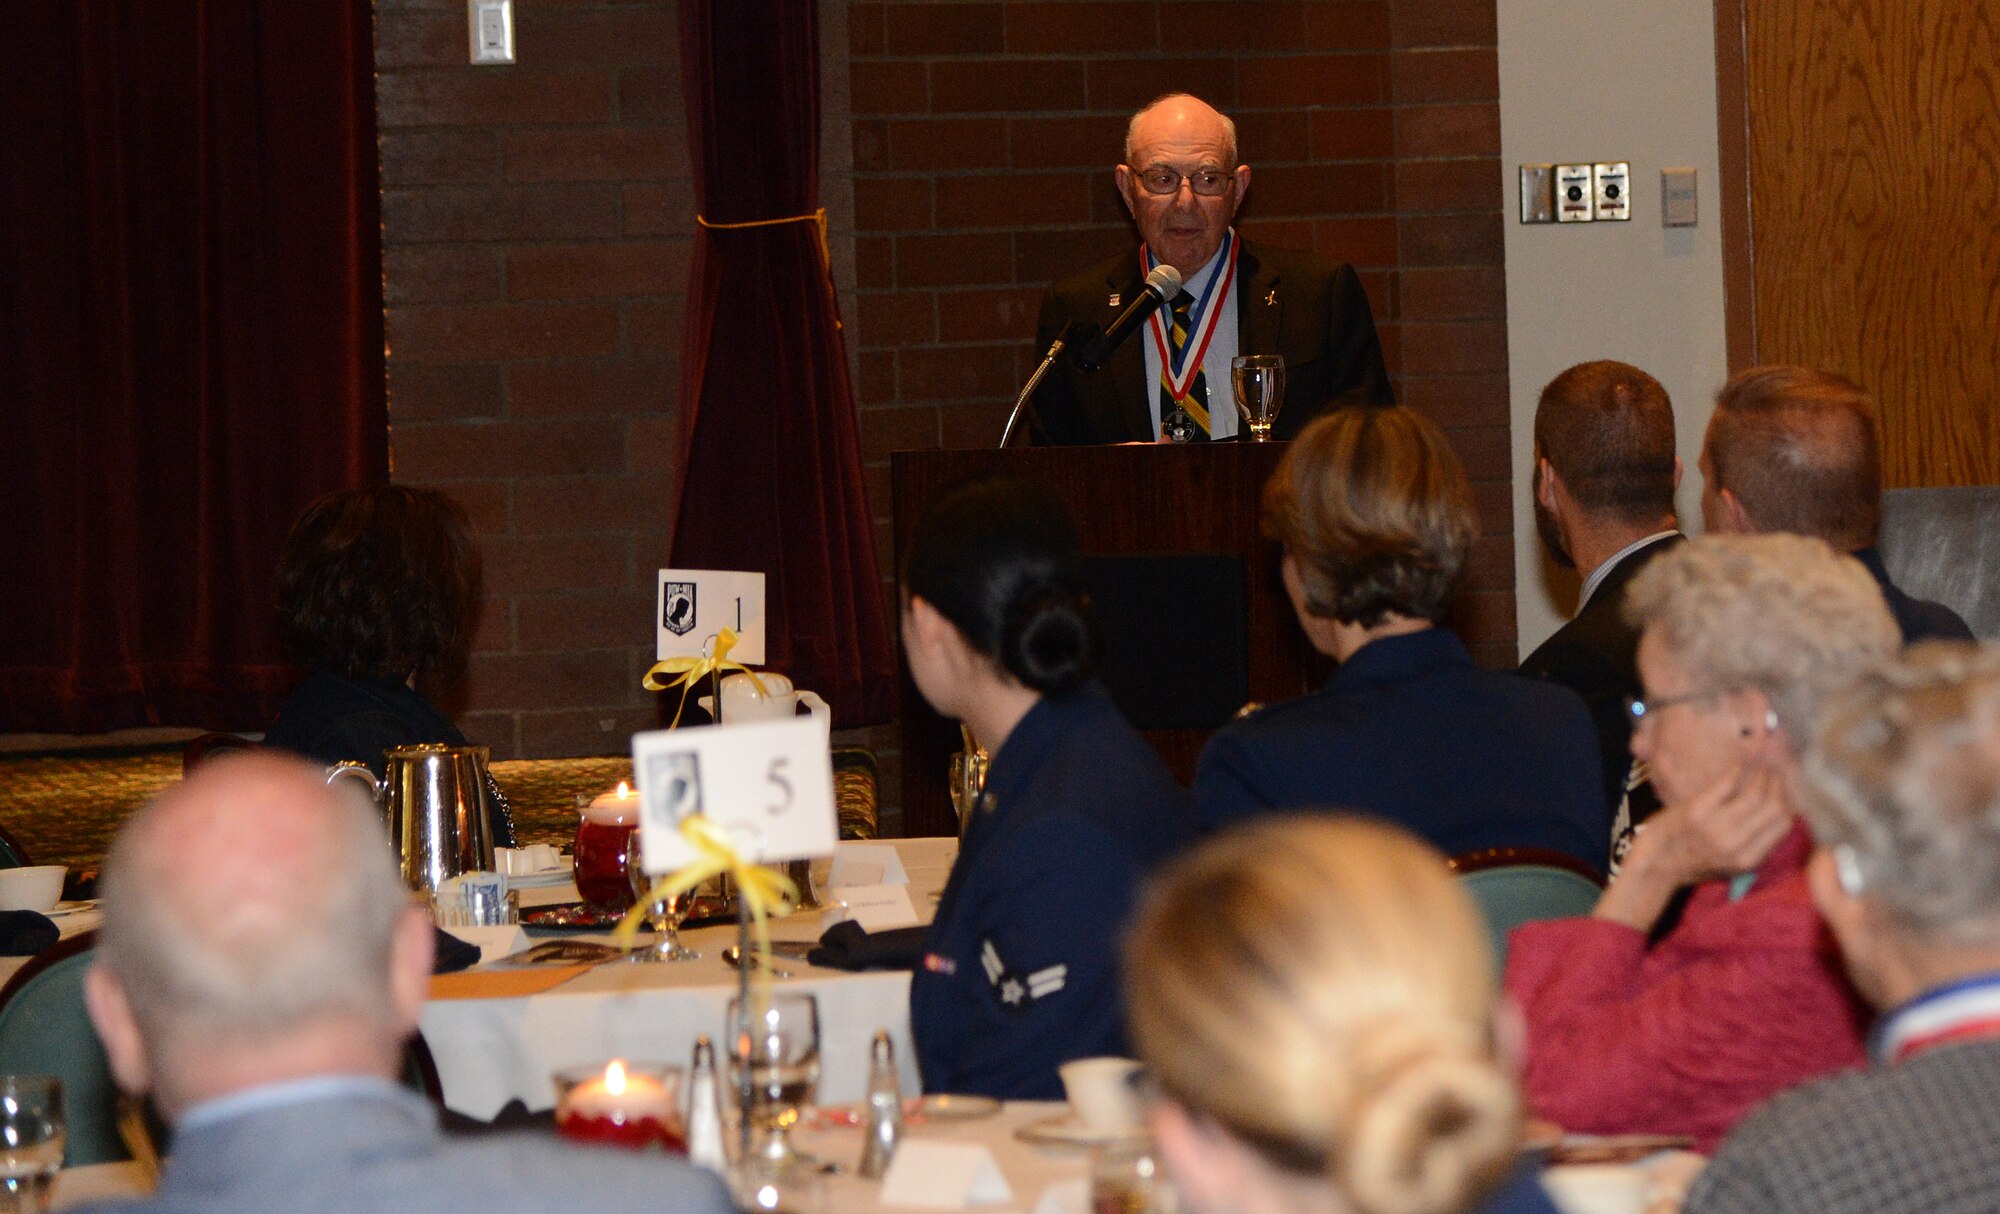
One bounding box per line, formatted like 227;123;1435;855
807;920;928;971
0;911;58;957
431;925;482;975
495;844;561;876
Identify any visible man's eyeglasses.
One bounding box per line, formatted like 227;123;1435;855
1624;688;1724;725
1130;166;1236;197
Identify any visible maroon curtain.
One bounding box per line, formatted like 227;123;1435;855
673;1;896;726
0;2;387;734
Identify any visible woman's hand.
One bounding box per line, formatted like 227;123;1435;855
1593;758;1793;933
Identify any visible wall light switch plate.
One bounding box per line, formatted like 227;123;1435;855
469;0;515;65
1661;167;1698;226
1593;161;1631;221
1519;165;1555;223
1555;164;1594;223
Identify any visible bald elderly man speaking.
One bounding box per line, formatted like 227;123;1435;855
72;753;732;1214
1028;93;1393;445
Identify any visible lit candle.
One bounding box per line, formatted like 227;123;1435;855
585;780;639;824
555;1060;687;1152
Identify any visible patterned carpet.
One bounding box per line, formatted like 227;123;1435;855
0;747;878;874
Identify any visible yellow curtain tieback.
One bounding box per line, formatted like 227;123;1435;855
641;627;768;727
695;208;840;328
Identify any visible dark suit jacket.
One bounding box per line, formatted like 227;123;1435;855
1517;533;1684;818
69;1085;733;1214
1027;241;1394;445
1853;547;1975;644
1194;629;1609;873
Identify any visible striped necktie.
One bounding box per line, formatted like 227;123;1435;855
1160;290;1210;442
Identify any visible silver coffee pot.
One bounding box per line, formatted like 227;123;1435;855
325;743;498;894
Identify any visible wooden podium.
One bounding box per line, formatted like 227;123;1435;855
889;443;1323;837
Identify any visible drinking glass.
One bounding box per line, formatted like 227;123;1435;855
0;1076;63;1214
727;993;821;1166
625;844;699;963
947;748;989;838
1230;354;1286;442
1092;1145;1178;1214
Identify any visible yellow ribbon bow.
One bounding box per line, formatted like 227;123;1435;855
642;628;769;727
612;814;799;984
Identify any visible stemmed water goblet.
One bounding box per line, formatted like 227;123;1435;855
726;992;821;1168
0;1075;64;1214
624;842;699;962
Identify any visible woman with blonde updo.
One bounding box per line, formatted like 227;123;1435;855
1126;816;1558;1214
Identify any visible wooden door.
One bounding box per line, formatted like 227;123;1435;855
1716;0;2000;487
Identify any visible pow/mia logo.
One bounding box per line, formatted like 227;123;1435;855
663;581;696;636
981;939;1065;1014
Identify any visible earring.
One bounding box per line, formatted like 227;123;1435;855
1765;709;1779;732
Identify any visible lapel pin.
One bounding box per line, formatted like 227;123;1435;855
1107;293;1122;308
1264;289;1277;306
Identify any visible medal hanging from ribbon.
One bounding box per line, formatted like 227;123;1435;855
1146;230;1239;435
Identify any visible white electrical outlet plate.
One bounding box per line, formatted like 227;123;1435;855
469;0;515;65
1555;164;1594;223
1661;167;1698;226
1519;165;1555;223
1593;161;1631;221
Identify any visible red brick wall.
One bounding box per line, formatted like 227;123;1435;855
374;1;692;759
844;0;1513;666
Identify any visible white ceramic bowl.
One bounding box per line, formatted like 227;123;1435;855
0;866;66;913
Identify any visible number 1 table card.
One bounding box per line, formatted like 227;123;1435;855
657;568;767;666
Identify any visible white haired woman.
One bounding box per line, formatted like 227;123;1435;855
1506;533;1898;1151
1128;816;1560;1214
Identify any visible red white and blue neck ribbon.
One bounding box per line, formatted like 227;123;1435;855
1874;970;2000;1064
1143;230;1238;406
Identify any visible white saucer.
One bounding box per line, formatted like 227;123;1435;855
44;900;98;919
1015;1111;1149;1148
505;868;574;889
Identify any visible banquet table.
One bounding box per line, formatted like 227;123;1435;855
51;1104;1693;1214
419;837;958;1119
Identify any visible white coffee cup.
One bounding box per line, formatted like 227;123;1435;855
1059;1056;1143;1134
1541;1164;1649;1214
0;866;67;913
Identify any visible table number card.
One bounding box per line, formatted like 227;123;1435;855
657;568;767;665
631;715;836;872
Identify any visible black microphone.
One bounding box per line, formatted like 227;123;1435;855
1071;264;1183;374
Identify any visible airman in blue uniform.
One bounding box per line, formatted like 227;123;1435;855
897;478;1196;1100
911;682;1193;1099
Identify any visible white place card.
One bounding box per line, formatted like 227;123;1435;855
657;569;767;666
822;884;921;932
828;841;910;888
881;1139;1014;1209
631;715;837;872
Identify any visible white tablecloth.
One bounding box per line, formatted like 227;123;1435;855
421;837;958;1119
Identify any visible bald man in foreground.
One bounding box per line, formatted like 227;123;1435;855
1028;92;1393;445
72;753;732;1214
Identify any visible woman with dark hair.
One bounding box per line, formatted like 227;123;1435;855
904;478;1195;1099
1195;406;1607;870
263;484;515;844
